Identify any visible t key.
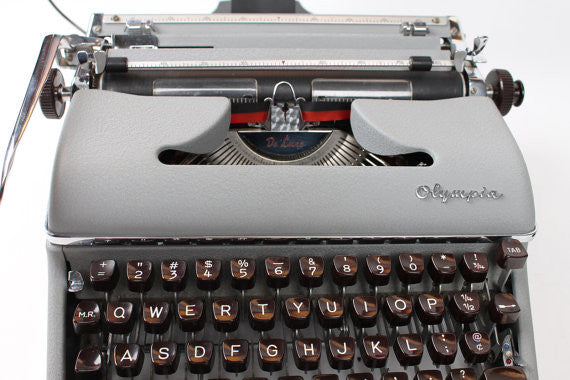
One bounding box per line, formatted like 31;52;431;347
231;258;256;290
126;260;152;292
196;258;221;290
332;255;358;286
397;254;424;284
249;298;275;331
89;260;118;291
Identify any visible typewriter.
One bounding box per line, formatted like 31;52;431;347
3;1;537;379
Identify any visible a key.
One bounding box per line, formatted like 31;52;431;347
459;252;488;283
427;333;457;365
73;300;100;334
75;348;103;376
151;341;178;375
222;339;249;372
414;370;443;380
332;255;358;286
113;343;144;377
143;301;171;334
415;293;444;325
265;257;290;288
446;368;477;380
497;238;528;269
383;372;408;380
384;295;413;326
178;298;205;332
196;258;221;290
397;254;424;284
106;301;135;334
326;337;355;370
89;260;118;291
450;292;480;323
258;338;286;372
317;296;344;328
489;293;520;324
249;298;275;331
126;260;153;292
480;366;527;379
460;331;490;363
299;256;324;287
348;374;374;380
231;258;256;290
283;296;311;329
361;335;389;368
365;255;391;286
351;296;378;328
213;299;239;332
161;259;187;291
293;338;321;370
428;253;456;283
394;334;423;366
186;341;214;374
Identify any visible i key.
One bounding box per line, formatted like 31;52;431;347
73;300;101;334
114;343;144;377
161;259;187;291
397;254;424;284
231;258;256;290
258;339;286;372
265;257;290;288
222;339;249;372
332;255;358;286
459;252;488;283
186;341;214;374
299;256;324;287
283;296;311;329
89;260;118;291
213;299;239;332
428;253;456;284
365;255;391;286
126;260;152;292
107;301;135;334
196;258;221;290
143;301;171;334
151;341;179;375
351;296;378;328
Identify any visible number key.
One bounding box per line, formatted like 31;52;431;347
89;260;118;291
332;255;358;286
231;258;256;290
265;257;290;288
365;255;390;286
161;259;187;291
299;256;324;287
196;258;221;290
397;254;424;284
459;252;488;283
450;292;480;323
428;253;456;284
126;260;152;292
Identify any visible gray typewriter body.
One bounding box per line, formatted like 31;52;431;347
25;3;537;380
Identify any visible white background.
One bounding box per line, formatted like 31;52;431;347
0;0;568;378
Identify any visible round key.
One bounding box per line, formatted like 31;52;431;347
497;238;528;269
351;296;378;328
186;341;214;374
415;293;444;325
126;260;153;292
299;256;324;287
89;259;118;291
161;259;187;291
177;298;205;332
428;253;456;283
73;300;101;334
489;293;520;324
293;338;321;371
265;257;290;288
396;254;424;284
394;334;423;366
384;295;412;326
222;339;249;372
151;341;179;375
283;296;311;329
460;331;490;363
459;252;488;283
317;296;344;328
427;333;457;365
480;366;527;379
258;339;286;372
450;292;480;323
196;258;221;290
365;255;391;286
332;255;358;286
114;343;144;377
106;301;135;334
326;337;355;370
231;258;256;290
361;335;389;368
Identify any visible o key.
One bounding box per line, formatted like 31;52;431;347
231;258;256;290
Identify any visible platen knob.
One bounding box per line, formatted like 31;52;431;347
39;68;66;119
486;69;525;116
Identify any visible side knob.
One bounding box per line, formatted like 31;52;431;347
485;69;525;116
39;68;66;119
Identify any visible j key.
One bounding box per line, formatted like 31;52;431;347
383;372;409;380
151;341;179;375
222;339;249;372
394;334;423;366
414;370;442;380
327;337;355;370
126;260;153;292
283;296;311;329
361;335;389;368
489;293;520;324
114;343;144;377
186;341;214;374
446;368;477;380
384;295;413;326
106;301;135;334
351;296;378;327
196;258;221;290
348;374;374;380
428;333;457;365
265;257;290;288
460;331;490;363
415;293;444;325
365;255;391;286
73;300;101;334
459;252;488;283
161;259;187;291
317;296;344;328
480;367;527;380
249;298;275;331
332;255;358;286
258;338;286;372
231;257;256;290
143;301;171;334
397;254;424;284
178;298;205;332
299;256;324;287
497;238;528;269
293;338;322;370
428;253;456;283
75;348;103;376
213;299;239;332
89;260;118;291
450;292;480;323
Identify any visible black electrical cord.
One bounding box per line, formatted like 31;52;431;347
48;0;86;35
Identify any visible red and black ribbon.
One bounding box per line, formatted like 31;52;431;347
230;102;351;124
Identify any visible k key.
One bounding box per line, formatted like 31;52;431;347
361;335;389;368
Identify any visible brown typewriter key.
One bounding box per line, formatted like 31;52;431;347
351;296;378;328
73;300;101;334
327;337;355;370
384;295;412;326
113;343;144;377
126;260;153;292
414;370;443;380
446;368;477;380
427;333;457;365
161;259;187;291
293;338;322;370
74;347;103;376
459;252;488;283
151;341;179;375
428;253;456;283
279;377;303;380
196;258;221;290
460;331;490;363
249;298;275;331
299;256;324;287
222;339;249;372
332;255;358;286
317;296;344;328
313;376;339;380
143;301;171;334
186;341;214;374
89;259;118;291
258;338;286;372
361;335;389;368
177;298;205;332
231;257;256;290
489;293;521;324
450;292;480;323
348;374;374;380
365;255;391;286
396;254;424;284
415;293;444;325
283;296;311;329
480;366;527;379
213;299;239;332
106;301;135;334
265;257;290;288
382;373;408;380
497;238;528;269
394;334;423;366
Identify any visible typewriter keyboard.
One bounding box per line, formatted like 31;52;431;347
64;239;530;379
